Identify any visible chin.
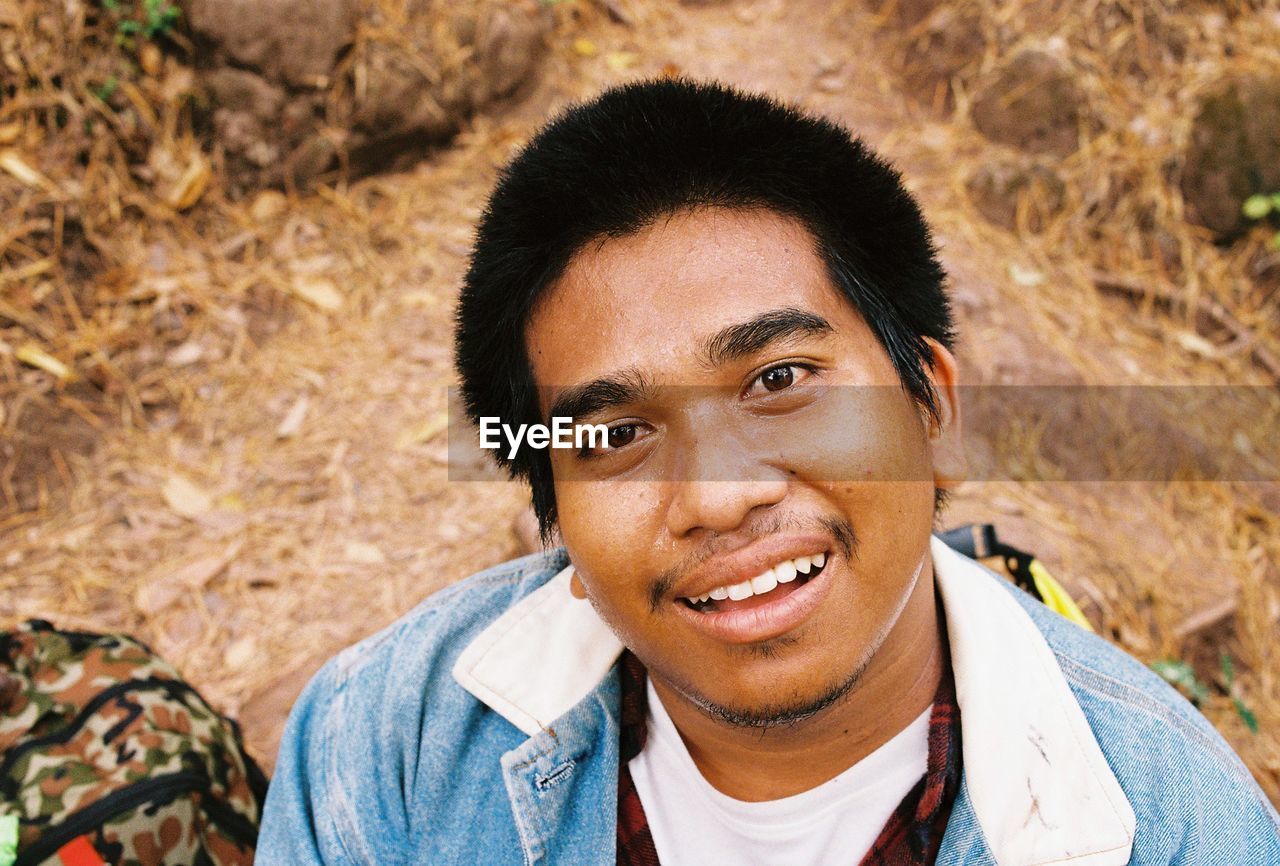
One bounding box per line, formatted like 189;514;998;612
666;643;874;730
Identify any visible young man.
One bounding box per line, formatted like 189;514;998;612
257;79;1280;864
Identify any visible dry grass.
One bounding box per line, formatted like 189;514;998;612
857;0;1280;801
1;0;1278;806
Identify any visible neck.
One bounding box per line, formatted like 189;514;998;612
650;560;945;802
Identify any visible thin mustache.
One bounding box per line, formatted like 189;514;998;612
647;514;859;612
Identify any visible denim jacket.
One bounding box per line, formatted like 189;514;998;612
257;537;1280;865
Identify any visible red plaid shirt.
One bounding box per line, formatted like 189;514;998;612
615;652;962;866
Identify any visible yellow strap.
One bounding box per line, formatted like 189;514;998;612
1029;559;1094;632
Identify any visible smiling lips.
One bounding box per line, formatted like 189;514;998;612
672;548;834;644
682;553;827;612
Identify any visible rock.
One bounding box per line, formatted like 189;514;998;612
202;67;286;119
965;153;1066;232
882;0;944;29
1181;75;1280;238
970;50;1087;157
894;4;986;114
190;0;551;192
473;2;550;101
188;0;358;87
203;68;289;173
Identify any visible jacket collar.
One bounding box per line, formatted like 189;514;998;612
452;536;1136;866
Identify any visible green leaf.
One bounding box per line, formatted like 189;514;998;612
1220;654;1259;733
92;75;119;102
1151;659;1209;705
1242;194;1273;220
1271;193;1280;209
1233;697;1259;733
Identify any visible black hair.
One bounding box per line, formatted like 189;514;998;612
455;78;955;540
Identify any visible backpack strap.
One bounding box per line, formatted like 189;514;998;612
938;524;1094;631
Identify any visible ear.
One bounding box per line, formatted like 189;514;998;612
921;338;965;492
569;568;588;600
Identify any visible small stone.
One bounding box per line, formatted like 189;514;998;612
1181;74;1280;238
965;154;1066;232
970;50;1088;157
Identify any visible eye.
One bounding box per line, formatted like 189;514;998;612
608;424;636;448
746;363;813;396
576;421;647;460
760;366;794;392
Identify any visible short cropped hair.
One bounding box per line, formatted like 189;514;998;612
455;78;955;540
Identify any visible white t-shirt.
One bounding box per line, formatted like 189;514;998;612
629;679;930;866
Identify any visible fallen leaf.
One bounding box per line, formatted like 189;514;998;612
399;290;438;307
167;153;211;210
250;189;288;222
135;542;242;615
396;410;449;450
0;122;21;145
57;523;95;552
0;149;52;189
1173;330;1218;359
15;343;72;380
170;550;239;588
216;492;246;511
276;395;309;438
1008;263;1045;287
343;541;386;564
605;51;639;72
291;277;343;311
288;254;337;276
225;637;258;669
166;341;204;366
162;474;212;518
573;37;599;57
195;509;249;536
139;43;163;78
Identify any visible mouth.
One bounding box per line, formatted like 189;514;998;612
673;549;834;645
680;552;827;614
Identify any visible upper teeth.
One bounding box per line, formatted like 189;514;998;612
688;553;826;605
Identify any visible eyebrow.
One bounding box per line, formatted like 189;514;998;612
544;308;833;422
701;307;833;368
547;369;654;423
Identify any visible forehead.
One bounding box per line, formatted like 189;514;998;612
525;207;889;392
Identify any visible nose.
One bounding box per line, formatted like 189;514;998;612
664;430;789;539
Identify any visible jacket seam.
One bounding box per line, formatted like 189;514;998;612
1056;651;1280;844
334;572;525;684
313;662;364;866
320;570;530;865
331;670;397;866
1054;652;1260;788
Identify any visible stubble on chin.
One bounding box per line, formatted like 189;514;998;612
658;549;928;731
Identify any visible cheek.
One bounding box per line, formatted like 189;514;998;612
751;387;932;484
555;479;664;538
554;479;664;612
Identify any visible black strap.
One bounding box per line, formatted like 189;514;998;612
937;523;1040;598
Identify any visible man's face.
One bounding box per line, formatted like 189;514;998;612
525;207;960;725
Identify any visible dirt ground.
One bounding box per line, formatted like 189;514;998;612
3;0;1278;805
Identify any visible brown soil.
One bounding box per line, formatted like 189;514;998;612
3;0;1278;804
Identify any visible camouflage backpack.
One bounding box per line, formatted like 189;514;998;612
0;621;268;866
